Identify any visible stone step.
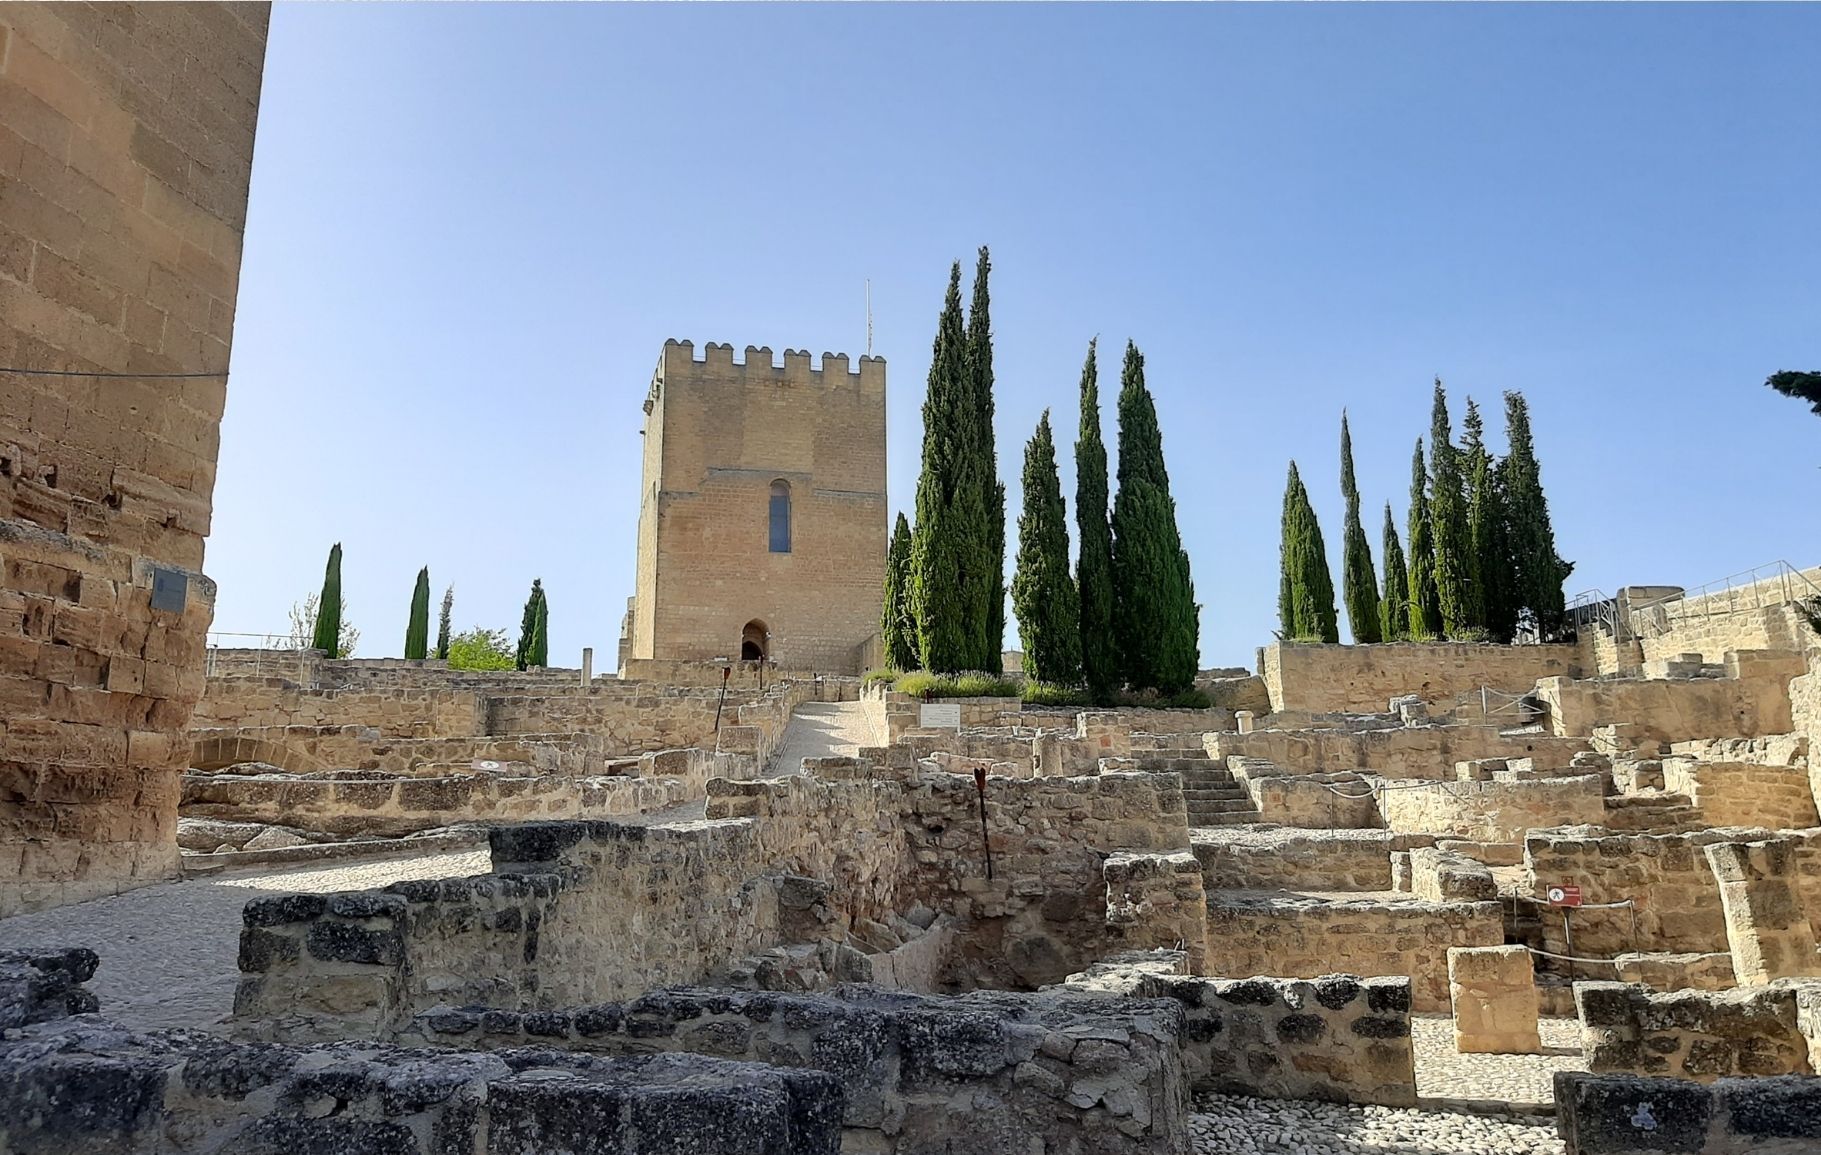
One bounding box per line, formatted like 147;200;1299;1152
1181;786;1248;799
1190;810;1262;826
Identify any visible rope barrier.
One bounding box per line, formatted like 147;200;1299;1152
1525;945;1624;966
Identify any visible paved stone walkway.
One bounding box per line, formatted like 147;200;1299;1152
768;700;874;772
0;849;488;1033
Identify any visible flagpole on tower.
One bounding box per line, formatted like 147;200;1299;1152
866;278;873;357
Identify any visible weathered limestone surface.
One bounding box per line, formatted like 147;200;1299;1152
0;5;269;917
1448;945;1541;1054
1705;839;1821;986
1576;981;1813;1081
1613;951;1739;994
1665;757;1820;831
1379;774;1605;842
405;984;1193;1155
1208;722;1586;780
1410;846;1497;903
1258;640;1581;714
1538;652;1803;745
1190;827;1400;892
1556;1070;1821;1155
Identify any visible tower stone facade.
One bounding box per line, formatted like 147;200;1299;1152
623;340;887;673
0;5;269;915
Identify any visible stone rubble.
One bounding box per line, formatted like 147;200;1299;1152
1191;1093;1566;1155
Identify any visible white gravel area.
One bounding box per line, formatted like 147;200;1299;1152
0;849;488;1033
1193;1093;1566;1155
1412;1014;1586;1105
769;700;874;771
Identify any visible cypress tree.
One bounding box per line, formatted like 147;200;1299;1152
1380;504;1410;642
404;567;430;660
909;263;974;672
881;513;918;671
1011;411;1082;685
1338;412;1382;644
1428;379;1478;636
1278;462;1340;643
1406;440;1443;639
1110;341;1199;693
435;586;453;660
1501;391;1573;639
966;246;1006;674
1073;339;1117;701
311;543;343;656
1462;400;1515;643
531;586;549;669
515;578;543;671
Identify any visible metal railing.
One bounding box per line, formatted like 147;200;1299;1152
1627;560;1821;638
204;631;316;681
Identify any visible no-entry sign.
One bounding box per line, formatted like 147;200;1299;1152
1546;885;1583;907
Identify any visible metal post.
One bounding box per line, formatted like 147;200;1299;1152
714;666;730;740
974;765;993;881
1562;908;1575;983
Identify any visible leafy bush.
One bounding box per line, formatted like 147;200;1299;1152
862;668;898;687
1022;682;1090;707
893;670;1020;699
447;627;515;671
1113;686;1212;710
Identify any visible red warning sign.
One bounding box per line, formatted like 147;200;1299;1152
1546;885;1583;907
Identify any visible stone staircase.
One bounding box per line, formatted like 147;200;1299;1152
1602;792;1703;833
1173;762;1261;827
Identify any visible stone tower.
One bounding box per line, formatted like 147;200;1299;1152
622;340;887;673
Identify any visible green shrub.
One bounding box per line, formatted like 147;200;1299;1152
892;670;1020;699
1113;687;1212;710
447;627;515;671
1022;682;1090;707
862;668;898;687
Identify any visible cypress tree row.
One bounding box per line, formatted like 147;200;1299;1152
435;586;454;661
312;543;343;656
1278;462;1340;643
515;578;544;671
1073;339;1117;701
966;247;1006;675
531;586;549;669
1462;399;1515;643
909;264;974;672
1379;504;1410;642
1338;412;1382;643
1110;341;1199;693
1406;440;1443;639
1010;411;1082;685
1501;391;1573;639
404;567;430;660
881;513;918;671
1428;380;1478;637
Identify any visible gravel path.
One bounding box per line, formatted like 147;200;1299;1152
1193;1093;1565;1155
769;700;874;772
1412;1015;1585;1106
0;850;488;1033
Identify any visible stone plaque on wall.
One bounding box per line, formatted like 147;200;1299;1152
920;703;962;730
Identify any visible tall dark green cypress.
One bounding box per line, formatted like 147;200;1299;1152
515;578;543;671
1110;341;1198;693
1011;412;1082;685
1501;391;1573;639
909;264;973;672
1073;339;1117;700
1278;462;1340;643
1407;440;1443;639
404;567;431;660
881;513;917;671
1428;379;1478;636
312;543;343;656
531;586;549;669
1380;504;1410;642
1338;412;1382;643
966;247;1006;674
435;586;453;661
1462;399;1514;642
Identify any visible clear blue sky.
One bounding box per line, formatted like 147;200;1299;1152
216;3;1820;669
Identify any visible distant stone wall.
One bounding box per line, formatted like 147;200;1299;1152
1208;724;1585;780
1228;760;1382;828
1576;981;1812;1081
403;985;1192;1155
1556;1071;1821;1155
1792;655;1821;808
188;725;625;777
193;677;485;736
1538;652;1805;745
1258;641;1581;714
1377;774;1605;843
1613;952;1738;993
1191;828;1398;892
1664;757;1820;831
1629;566;1821;664
1204;894;1502;1011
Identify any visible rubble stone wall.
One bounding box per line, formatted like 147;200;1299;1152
193;677;485;736
1576;981;1812;1081
1665;758;1820;831
1538;655;1801;744
1204;894;1503;1011
1377;774;1605;842
0;5;269;917
1258;641;1581;714
1208;724;1585;779
1191;828;1398;892
1525;829;1757;958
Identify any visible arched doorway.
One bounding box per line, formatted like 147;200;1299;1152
741;620;769;661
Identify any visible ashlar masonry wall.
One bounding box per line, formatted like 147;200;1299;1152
0;4;269;917
1257;641;1581;714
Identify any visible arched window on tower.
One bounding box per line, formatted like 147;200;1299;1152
768;480;791;553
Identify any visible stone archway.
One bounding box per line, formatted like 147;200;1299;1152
741;620;769;662
189;734;322;775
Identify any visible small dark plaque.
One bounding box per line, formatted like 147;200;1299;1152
150;566;188;613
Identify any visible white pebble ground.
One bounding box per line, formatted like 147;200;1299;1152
1193;1093;1566;1155
1412;1014;1586;1105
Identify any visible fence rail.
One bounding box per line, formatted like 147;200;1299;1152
1628;560;1821;638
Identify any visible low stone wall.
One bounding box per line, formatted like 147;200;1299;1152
1794;655;1821;809
194;677;486;737
1556;1071;1821;1155
1613;952;1738;993
1204;894;1503;1011
1191;828;1397;892
402;985;1192;1155
1208;723;1586;780
190;726;625;777
1230;760;1382;828
1538;652;1803;745
1062;963;1417;1107
1575;981;1813;1081
1258;640;1582;714
1409;846;1496;902
1664;757;1820;831
1378;774;1606;842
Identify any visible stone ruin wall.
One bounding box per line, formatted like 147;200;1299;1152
1575;980;1814;1082
0;5;269;918
1257;640;1582;714
1537;649;1805;745
1377;774;1607;843
1206;723;1587;780
1628;564;1821;665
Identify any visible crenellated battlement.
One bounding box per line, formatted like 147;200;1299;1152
655;338;886;391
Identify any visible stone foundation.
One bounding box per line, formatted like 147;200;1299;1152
1448;945;1541;1054
1556;1071;1821;1155
1706;839;1821;985
1576;981;1813;1081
